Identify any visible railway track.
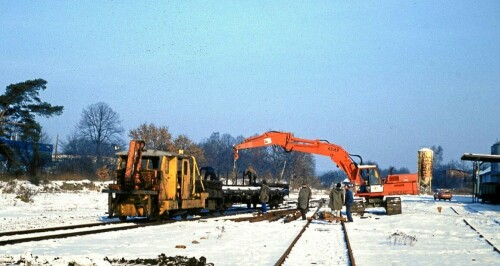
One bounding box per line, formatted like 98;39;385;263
207;202;355;265
1;203;358;264
0;221;124;238
465;205;500;225
273;205;355;266
0;205;290;247
450;206;499;254
0;220;173;246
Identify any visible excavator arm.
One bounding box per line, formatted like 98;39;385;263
233;131;365;185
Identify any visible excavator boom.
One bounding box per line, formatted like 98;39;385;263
233;131;364;185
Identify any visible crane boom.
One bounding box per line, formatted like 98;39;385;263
233;131;364;186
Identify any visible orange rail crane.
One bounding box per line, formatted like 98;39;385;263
233;131;420;215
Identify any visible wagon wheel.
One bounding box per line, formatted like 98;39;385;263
150;200;160;220
190;209;202;216
159;211;170;221
217;200;225;215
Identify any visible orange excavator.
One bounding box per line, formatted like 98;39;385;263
233;131;420;215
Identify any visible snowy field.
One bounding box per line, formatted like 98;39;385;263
0;180;499;265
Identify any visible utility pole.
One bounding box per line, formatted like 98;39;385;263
54;134;59;162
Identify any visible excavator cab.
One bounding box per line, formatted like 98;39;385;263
358;165;383;193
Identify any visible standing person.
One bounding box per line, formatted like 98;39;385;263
297;182;312;220
344;184;354;222
259;180;270;213
329;182;344;217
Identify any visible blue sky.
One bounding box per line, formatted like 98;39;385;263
1;1;499;173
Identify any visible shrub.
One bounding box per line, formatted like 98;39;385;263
15;187;37;203
28;175;41;186
2;180;17;193
387;231;417;246
59;181;99;191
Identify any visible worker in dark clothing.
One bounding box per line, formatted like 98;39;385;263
329;182;344;217
344;184;354;222
259;180;270;213
297;183;312;220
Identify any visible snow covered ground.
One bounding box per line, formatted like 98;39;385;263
0;180;499;265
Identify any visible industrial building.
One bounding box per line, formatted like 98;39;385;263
461;142;500;203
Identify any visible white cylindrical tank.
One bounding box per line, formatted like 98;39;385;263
418;148;434;193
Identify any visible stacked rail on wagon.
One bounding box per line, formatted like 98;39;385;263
200;167;289;210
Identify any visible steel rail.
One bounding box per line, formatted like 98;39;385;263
0;221;124;237
0;220;173;246
450;206;499;254
341;221;356;266
274;205;322;266
462;218;499;253
274;201;355;266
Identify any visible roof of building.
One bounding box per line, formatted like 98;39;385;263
461;153;500;163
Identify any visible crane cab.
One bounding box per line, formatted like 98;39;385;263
357;165;384;193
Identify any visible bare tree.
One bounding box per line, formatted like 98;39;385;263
128;123;205;164
199;132;316;186
200;132;239;176
174;134;206;165
285;152;316;187
320;170;348;188
77;102;124;166
128;123;174;151
57;132;96;177
430;145;444;167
